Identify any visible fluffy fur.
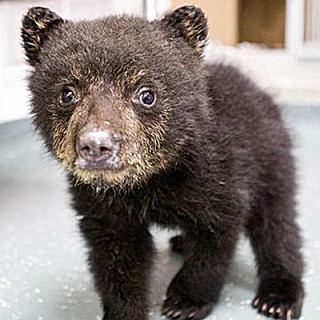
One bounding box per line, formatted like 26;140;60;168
22;6;304;320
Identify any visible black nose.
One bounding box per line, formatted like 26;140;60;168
76;129;119;165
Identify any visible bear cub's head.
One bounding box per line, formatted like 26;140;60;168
21;6;208;188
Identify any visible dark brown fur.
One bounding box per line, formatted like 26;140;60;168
22;6;304;320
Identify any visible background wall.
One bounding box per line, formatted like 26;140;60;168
239;0;285;48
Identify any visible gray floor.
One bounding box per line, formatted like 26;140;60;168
0;105;319;320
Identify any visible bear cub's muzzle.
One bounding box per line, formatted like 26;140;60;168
75;128;122;170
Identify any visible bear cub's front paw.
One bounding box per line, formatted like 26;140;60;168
252;293;303;320
252;278;304;319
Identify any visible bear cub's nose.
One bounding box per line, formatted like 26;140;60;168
76;129;119;167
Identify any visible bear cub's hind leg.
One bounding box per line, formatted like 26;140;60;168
162;229;238;320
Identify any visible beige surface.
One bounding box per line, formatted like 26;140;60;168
239;0;285;48
172;0;239;45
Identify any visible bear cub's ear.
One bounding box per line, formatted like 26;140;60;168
21;7;64;66
161;6;208;58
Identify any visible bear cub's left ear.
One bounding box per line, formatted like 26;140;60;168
161;6;208;58
21;7;65;66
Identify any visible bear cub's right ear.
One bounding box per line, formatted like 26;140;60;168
161;6;208;58
21;7;64;66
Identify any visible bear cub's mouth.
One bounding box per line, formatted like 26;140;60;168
74;156;123;171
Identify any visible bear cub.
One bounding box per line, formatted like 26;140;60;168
22;6;304;320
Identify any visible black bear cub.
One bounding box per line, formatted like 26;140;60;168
22;6;304;320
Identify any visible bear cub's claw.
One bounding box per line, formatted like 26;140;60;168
252;292;303;319
162;294;214;320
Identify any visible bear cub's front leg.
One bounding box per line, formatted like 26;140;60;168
76;203;154;320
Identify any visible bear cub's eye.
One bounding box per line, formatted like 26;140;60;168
60;87;77;106
138;88;156;108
